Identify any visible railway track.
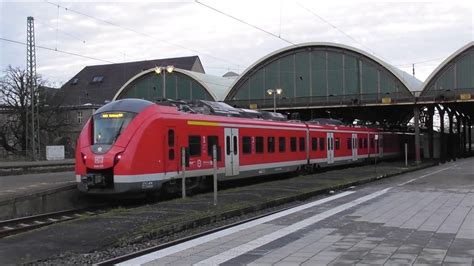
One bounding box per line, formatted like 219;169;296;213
0;208;106;238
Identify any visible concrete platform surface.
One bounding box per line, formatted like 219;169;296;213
0;171;75;202
0;160;440;264
125;158;474;265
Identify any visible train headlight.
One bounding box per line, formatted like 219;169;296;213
114;152;123;165
81;153;87;165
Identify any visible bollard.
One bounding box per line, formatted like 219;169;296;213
213;144;217;206
181;147;186;199
404;143;408;167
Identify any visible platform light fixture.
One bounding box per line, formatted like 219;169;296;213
267;88;283;113
154;65;175;98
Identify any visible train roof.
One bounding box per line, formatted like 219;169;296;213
99;99;380;132
152;100;379;132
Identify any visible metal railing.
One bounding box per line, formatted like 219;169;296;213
227;89;474;110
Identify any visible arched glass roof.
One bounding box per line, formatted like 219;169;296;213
113;68;235;102
224;42;421;108
420;42;474;99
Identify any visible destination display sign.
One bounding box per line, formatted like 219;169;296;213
101;113;124;118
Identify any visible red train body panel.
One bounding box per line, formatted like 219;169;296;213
76;99;405;195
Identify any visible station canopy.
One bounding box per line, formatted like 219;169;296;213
223;42;422;111
113;68;236;102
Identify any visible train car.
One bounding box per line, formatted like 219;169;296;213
76;99;404;195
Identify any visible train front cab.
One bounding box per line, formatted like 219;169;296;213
75;99;160;194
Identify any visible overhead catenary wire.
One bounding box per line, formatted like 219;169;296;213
195;0;297;46
0;37;116;64
296;2;378;56
43;0;243;69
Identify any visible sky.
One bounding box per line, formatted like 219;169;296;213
0;0;473;88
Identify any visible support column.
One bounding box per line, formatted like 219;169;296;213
414;106;421;164
469;120;472;155
448;110;454;161
456;114;462;158
437;105;446;163
462;117;467;157
427;105;434;159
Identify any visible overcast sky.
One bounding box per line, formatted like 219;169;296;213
0;0;472;88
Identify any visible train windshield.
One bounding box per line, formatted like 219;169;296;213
93;112;136;145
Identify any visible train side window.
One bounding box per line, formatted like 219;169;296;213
233;136;238;155
207;136;221;161
335;138;340;150
311;137;317;151
364;138;368;148
168;130;174;147
226;136;230;155
168;149;175;160
256;136;264;154
299;137;305;152
189;135;201;157
319;137;325;151
242;136;251;154
279;137;286;152
359;138;363;149
347;138;351;149
290;137;297;152
268;137;275;153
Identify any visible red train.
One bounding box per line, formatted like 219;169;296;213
76;99;405;195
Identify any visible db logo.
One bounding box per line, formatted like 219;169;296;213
197;160;202;168
94;155;104;164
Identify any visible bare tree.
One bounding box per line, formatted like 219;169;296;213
0;65;70;155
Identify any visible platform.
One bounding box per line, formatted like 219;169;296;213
125;158;474;265
0;170;78;219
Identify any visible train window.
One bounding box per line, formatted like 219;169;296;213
279;137;286;152
168;149;175;160
242;137;251;154
364;138;368;148
335;138;340;150
359;138;363;149
319;137;325;151
189;135;201;157
371;138;375;148
268;137;275;153
347;138;351;149
299;137;305;152
233;136;238;155
226;136;230;155
311;137;317;151
290;137;297;152
256;137;264;154
207;136;221;161
168;130;174;147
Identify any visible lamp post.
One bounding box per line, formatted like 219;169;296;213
267;88;283;113
154;65;175;99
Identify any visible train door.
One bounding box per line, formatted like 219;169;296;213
224;128;239;176
327;132;334;164
352;133;358;161
165;127;177;173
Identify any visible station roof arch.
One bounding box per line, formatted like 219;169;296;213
113;68;235;102
420;41;474;98
419;41;474;119
224;42;422;109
